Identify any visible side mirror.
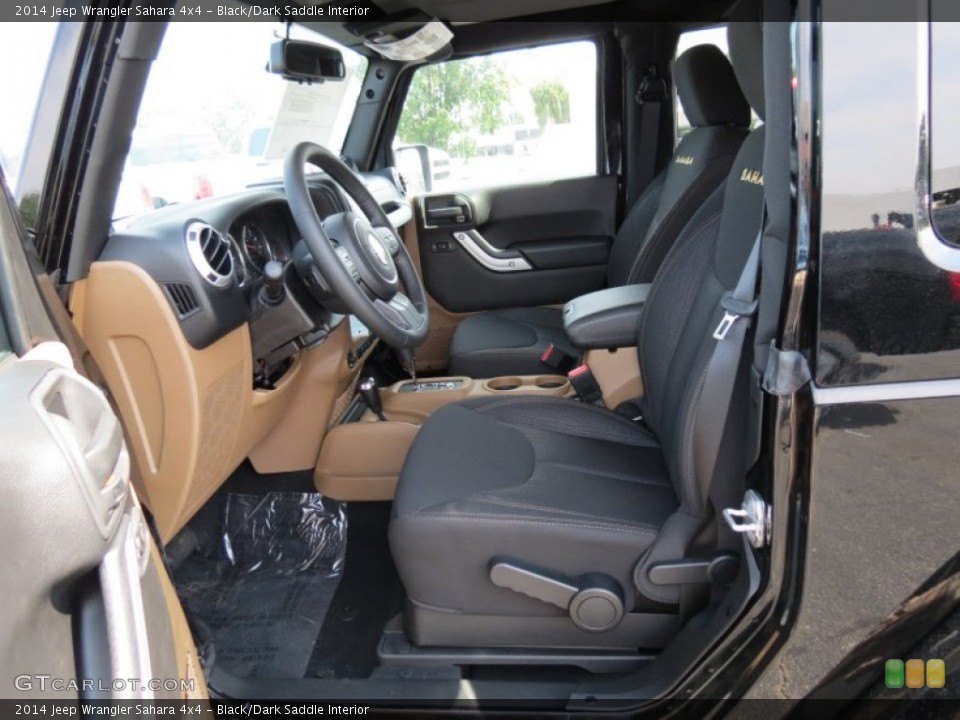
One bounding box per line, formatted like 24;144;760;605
395;145;430;194
269;40;346;83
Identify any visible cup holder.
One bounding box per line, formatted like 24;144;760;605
483;375;570;394
486;376;523;391
536;379;566;389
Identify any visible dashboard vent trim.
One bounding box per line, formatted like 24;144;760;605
163;282;200;319
185;221;234;288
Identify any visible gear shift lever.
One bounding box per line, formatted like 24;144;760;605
358;377;387;421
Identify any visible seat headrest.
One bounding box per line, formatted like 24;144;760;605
675;44;751;128
727;0;765;120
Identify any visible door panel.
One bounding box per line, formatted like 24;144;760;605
417;174;616;312
0;344;203;700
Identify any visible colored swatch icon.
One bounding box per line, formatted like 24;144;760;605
885;658;946;689
905;659;925;688
885;659;904;688
927;659;945;689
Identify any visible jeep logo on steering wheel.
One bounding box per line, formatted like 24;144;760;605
367;232;390;267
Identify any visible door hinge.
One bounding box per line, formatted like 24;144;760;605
723;489;771;549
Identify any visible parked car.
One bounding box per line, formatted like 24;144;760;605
0;1;957;715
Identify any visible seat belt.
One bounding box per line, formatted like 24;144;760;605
671;214;764;621
634;64;666;201
699;214;763;494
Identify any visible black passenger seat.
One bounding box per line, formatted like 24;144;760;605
447;44;752;378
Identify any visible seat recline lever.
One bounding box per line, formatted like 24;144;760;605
489;558;625;633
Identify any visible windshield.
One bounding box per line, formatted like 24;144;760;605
114;21;367;221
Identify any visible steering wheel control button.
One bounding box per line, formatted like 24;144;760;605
376;229;401;255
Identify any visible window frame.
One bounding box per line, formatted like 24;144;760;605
917;19;960;270
926;16;960;252
386;36;605;190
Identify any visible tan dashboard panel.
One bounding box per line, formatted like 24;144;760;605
402;220;472;372
247;321;375;474
76;261;298;542
585;347;644;408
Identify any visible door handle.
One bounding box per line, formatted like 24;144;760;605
453;230;533;273
426;206;465;218
422;193;474;227
31;368;130;538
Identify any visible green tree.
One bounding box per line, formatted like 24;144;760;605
18;192;40;230
530;80;570;130
396;58;509;157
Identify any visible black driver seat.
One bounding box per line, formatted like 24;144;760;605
389;17;767;650
447;43;751;378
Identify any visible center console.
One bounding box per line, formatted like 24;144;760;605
314;373;571;500
314;283;655;503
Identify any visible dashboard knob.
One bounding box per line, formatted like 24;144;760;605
261;260;285;305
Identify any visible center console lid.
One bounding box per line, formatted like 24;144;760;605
563;284;652;349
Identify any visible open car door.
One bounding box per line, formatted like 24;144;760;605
0;174;206;704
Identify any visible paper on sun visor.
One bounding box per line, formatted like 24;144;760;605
364;21;453;62
264;81;350;160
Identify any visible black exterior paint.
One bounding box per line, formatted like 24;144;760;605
745;8;960;705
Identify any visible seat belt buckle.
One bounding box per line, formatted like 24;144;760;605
540;343;576;373
713;293;759;340
568;365;604;405
713;311;739;340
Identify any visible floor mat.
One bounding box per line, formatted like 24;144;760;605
174;491;347;679
305;502;406;679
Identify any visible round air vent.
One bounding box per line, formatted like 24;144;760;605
185;222;234;288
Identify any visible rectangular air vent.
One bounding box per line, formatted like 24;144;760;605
163;282;200;319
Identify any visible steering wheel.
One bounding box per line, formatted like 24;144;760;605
284;141;429;349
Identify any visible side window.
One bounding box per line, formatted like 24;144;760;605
0;22;57;194
930;10;960;246
395;41;598;193
674;26;758;141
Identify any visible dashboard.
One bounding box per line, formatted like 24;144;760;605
100;170;412;366
83;167;412;541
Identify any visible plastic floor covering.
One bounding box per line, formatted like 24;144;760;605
174;491;347;679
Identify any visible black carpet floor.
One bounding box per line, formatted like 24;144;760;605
304;502;406;679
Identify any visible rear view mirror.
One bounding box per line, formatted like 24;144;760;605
269;40;346;83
